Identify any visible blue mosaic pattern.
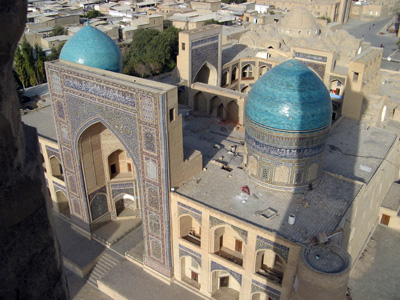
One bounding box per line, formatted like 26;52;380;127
45;145;61;161
111;188;134;199
294;52;327;62
46;62;173;278
178;202;202;225
90;193;108;221
246;134;325;159
211;261;242;285
255;236;289;263
60;25;122;72
192;35;218;47
251;279;281;300
53;181;66;193
191;42;219;83
298;60;326;79
245;60;331;131
179;244;202;267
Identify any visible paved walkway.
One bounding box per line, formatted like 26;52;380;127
349;225;400;300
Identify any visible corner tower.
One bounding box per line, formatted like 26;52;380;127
244;60;332;193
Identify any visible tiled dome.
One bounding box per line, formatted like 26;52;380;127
60;24;122;72
245;60;331;132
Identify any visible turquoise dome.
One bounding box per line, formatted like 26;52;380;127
245;60;331;132
60;25;122;72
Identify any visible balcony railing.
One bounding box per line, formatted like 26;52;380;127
256;266;283;285
215;247;243;266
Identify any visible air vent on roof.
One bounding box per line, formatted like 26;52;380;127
260;208;277;220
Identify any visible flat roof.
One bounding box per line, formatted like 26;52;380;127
381;182;400;211
21;104;58;142
176;116;367;244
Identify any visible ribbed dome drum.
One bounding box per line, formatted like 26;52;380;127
60;24;122;72
244;60;332;192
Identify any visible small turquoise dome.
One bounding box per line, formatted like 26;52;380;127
245;60;331;132
60;25;122;72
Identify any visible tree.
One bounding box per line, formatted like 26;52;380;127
14;47;28;90
83;10;103;19
34;44;46;83
50;25;67;37
122;27;180;77
47;42;66;61
20;37;37;86
204;19;222;25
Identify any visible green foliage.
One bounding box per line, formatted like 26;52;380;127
50;25;67;37
14;37;48;89
204;19;222;25
21;37;37;86
123;27;180;77
46;42;66;61
34;44;46;83
82;10;103;19
269;10;275;15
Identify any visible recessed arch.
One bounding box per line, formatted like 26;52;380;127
254;248;286;285
50;156;64;181
193;62;218;86
194;92;207;113
227;101;239;122
179;214;201;246
210;225;244;266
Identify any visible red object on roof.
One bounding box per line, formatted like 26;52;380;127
240;185;250;195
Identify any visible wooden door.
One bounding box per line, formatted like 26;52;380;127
380;214;390;226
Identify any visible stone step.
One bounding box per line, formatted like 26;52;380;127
85;251;122;287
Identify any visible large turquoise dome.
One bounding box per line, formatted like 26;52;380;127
245;60;331;132
60;25;122;72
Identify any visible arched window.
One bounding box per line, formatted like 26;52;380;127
50;156;64;181
180;215;201;246
221;71;228;87
242;64;253;79
255;249;286;285
231;67;238;82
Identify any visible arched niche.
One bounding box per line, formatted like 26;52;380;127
50;156;64;181
227;101;239;122
193;62;218;86
179;214;201;246
55;190;69;215
194;92;207;113
211;225;244;266
254;249;286;285
242;64;253;79
211;270;240;300
180;256;201;289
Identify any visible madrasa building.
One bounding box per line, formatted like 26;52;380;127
22;9;400;300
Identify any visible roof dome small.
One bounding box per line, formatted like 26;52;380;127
60;24;122;72
278;7;319;37
245;60;331;132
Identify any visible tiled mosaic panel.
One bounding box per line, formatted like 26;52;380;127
45;63;172;277
191;41;219;82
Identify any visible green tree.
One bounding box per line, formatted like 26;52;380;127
83;10;103;19
14;47;28;90
50;25;67;37
21;37;37;86
122;27;180;77
34;44;46;83
204;19;222;25
47;42;66;61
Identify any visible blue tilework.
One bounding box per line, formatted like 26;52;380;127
60;25;122;72
245;60;331;131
